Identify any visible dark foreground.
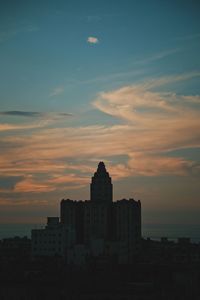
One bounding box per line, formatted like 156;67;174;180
1;262;200;300
0;237;200;299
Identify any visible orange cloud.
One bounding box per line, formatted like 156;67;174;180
0;73;200;202
49;174;88;185
0;123;41;131
14;177;56;193
128;154;195;176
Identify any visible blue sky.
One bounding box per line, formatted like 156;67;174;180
0;0;200;224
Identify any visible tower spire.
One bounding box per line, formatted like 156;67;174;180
90;162;113;202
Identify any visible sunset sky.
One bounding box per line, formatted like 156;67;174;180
0;0;200;225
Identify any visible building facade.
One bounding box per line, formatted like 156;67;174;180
32;162;141;264
31;217;75;258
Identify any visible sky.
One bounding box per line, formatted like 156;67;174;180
0;0;200;225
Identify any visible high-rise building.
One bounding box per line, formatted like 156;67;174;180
61;162;141;263
32;162;141;264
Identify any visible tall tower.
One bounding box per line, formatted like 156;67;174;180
90;162;113;203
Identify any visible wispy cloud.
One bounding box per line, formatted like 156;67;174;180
0;24;39;43
0;111;73;132
0;110;72;119
0;111;43;117
175;33;200;41
49;48;181;91
49;86;65;97
13;173;89;193
0;72;200;201
132;48;180;65
86;16;102;22
14;176;56;193
87;36;99;44
94;75;200;123
0;123;42;132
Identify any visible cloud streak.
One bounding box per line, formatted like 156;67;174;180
0;123;43;132
0;73;200;201
0;111;43;117
49;86;65;97
132;48;180;65
0;111;73;131
0;110;72;118
0;24;39;43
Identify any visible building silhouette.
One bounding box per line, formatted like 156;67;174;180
32;162;141;264
90;161;113;203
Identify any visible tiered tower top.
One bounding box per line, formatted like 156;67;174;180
90;162;113;203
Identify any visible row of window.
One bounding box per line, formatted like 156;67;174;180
33;247;62;252
33;240;62;244
33;233;62;237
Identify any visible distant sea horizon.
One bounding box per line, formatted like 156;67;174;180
0;223;200;243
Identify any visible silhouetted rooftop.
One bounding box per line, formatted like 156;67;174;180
97;161;106;173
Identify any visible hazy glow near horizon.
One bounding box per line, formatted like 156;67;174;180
0;0;200;224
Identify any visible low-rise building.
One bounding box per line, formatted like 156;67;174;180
31;217;75;258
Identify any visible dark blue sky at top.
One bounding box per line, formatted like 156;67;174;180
0;0;199;111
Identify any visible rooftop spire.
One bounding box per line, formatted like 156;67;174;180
90;162;113;202
97;161;106;173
